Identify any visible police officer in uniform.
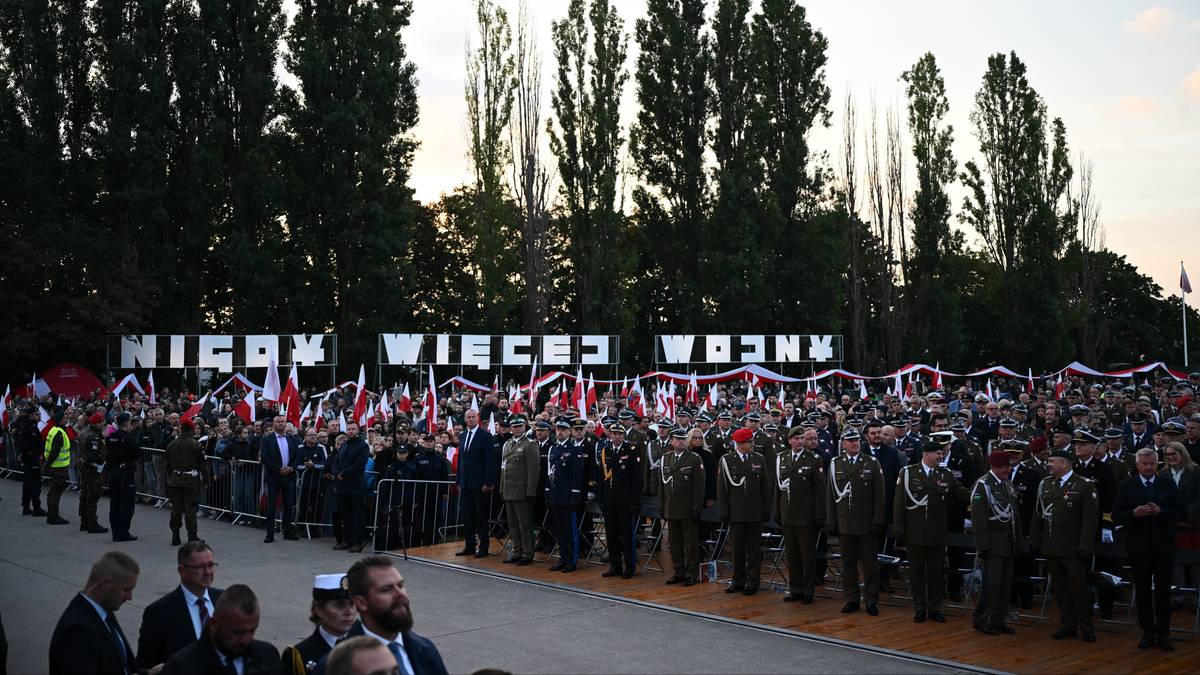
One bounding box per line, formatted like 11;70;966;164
971;448;1024;635
707;411;733;459
718;427;771;595
107;412;140;541
826;428;886;615
76;412;109;533
500;416;541;565
43;409;72;525
411;433;450;546
165;418;208;545
775;427;825;603
598;424;642;578
660;427;705;586
15;406;47;516
1030;447;1099;642
547;419;585;572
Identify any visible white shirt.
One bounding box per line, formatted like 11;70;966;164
361;623;414;675
214;647;244;675
1059;470;1074;488
318;625;343;650
275;433;290;467
179;585;213;639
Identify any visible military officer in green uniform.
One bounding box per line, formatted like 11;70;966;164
165;418;208;545
718;427;772;595
775;426;825;603
661;427;705;586
76;412;109;534
644;423;671;497
893;436;970;622
1030;447;1100;642
971;447;1025;635
500;416;541;565
826;428;886;615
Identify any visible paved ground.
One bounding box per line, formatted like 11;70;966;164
0;479;966;674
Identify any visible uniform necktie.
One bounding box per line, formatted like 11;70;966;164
387;641;413;675
196;596;209;629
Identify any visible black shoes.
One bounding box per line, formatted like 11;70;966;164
866;604;879;616
516;558;532;566
171;533;181;546
1050;628;1075;640
561;563;576;573
665;576;683;585
454;548;475;557
1138;632;1155;649
602;568;622;578
474;551;488;558
914;611;926;623
46;515;69;525
742;586;758;596
1081;628;1096;643
725;584;744;594
929;612;946;623
682;577;696;587
87;525;108;534
841;602;859;613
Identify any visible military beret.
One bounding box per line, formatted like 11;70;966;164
509;416;527;427
1161;421;1186;435
788;426;805;439
763;422;778;432
180;418;194;430
312;574;351;601
1179;395;1195;407
745;412;761;422
618;409;635;420
534;420;551;430
669;427;688;439
1103;427;1124;439
731;427;754;443
840;428;861;441
572;418;587;429
988;451;1013;468
716;411;733;421
88;412;105;425
1049;448;1075;462
555;418;571;429
1071;428;1100;444
1028;436;1047;453
999;417;1017;428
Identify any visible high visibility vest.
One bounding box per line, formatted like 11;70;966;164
44;426;71;468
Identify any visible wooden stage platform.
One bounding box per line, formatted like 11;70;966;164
397;538;1199;674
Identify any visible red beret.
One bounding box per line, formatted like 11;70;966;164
731;427;754;443
987;451;1011;468
88;412;105;425
1178;395;1194;407
1028;436;1047;453
180;418;194;430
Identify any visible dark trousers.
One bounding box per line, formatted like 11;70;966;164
782;525;816;595
78;467;103;526
602;505;637;573
908;543;946;613
974;552;1014;628
1012;550;1036;606
45;467;69;517
551;507;579;564
667;517;700;579
337;494;366;546
1131;554;1175;636
1048;555;1093;631
840;533;879;604
108;465;136;538
729;521;763;588
460;488;491;553
21;460;42;509
264;480;296;534
168;486;200;537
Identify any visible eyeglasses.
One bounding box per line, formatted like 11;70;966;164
1163;452;1180;458
181;562;219;571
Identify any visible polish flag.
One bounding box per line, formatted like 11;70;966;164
666;383;677;420
488;412;497;435
470;392;479;412
365;400;377;428
684;373;699;405
630;379;646;417
858;380;869;401
572;368;586;415
509;386;524;415
985;379;994;402
233;390;256;424
932;363;943;391
707;383;719;407
1026;368;1036;394
805;378;816;400
777;383;786;407
424;366;438;434
585;374;597;414
398;383;412;413
353;365;368;426
183;392;211;422
893;372;904;401
904;373;915;401
526;358;540;412
339;409;347;431
37;405;51;437
299;401;314;427
1054;374;1066;400
262;351;282;402
377;390;391;425
620;377;629;398
147;372;157;405
281;365;301;427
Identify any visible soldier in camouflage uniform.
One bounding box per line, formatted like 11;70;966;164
166;418;209;545
76;412;109;534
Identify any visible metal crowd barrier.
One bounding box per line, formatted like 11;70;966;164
371;478;508;554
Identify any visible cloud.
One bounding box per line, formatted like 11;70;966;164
1118;95;1159;115
1124;6;1176;35
1186;65;1200;98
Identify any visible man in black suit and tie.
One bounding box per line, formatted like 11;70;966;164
312;556;448;675
1112;447;1188;651
136;542;224;670
261;415;302;543
455;409;498;557
159;584;282;675
335;421;371;552
49;550;141;675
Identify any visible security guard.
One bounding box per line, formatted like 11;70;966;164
547;419;585;572
76;412;109;533
598;424;642;579
774;427;825;603
661;427;705;586
893;436;970;622
501;416;541;565
718;427;772;595
165;418;208;545
971;445;1024;635
42;409;72;525
826;428;886;615
1030;447;1099;642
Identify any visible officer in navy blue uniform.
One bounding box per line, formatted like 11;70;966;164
547;419;585;572
597;424;643;579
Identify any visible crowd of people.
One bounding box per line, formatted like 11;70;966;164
47;545;448;675
7;368;1200;658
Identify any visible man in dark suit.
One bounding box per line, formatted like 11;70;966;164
159;584;282;675
136;542;224;670
312;556;447;675
49;550;141;675
1112;447;1188;651
334;421;371;553
261;415;302;543
454;409;497;557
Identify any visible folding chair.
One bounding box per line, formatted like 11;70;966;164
1171;548;1200;635
814;531;844;599
1091;539;1136;632
636;500;665;574
942;533;979;616
760;527;788;592
876;534;908;607
533;509;560;564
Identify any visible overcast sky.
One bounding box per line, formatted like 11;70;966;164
394;0;1199;307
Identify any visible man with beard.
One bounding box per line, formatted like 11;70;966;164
314;556;447;675
159;584;282;675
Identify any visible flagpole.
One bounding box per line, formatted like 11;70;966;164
1184;261;1190;368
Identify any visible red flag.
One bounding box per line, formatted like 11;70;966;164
147;371;156;405
183;392;211;421
0;385;10;428
233;390;255;424
424;366;438;434
572;368;586;415
353;364;368;426
585;374;597;414
1026;368;1035;394
398;383;412;413
281;365;301;427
